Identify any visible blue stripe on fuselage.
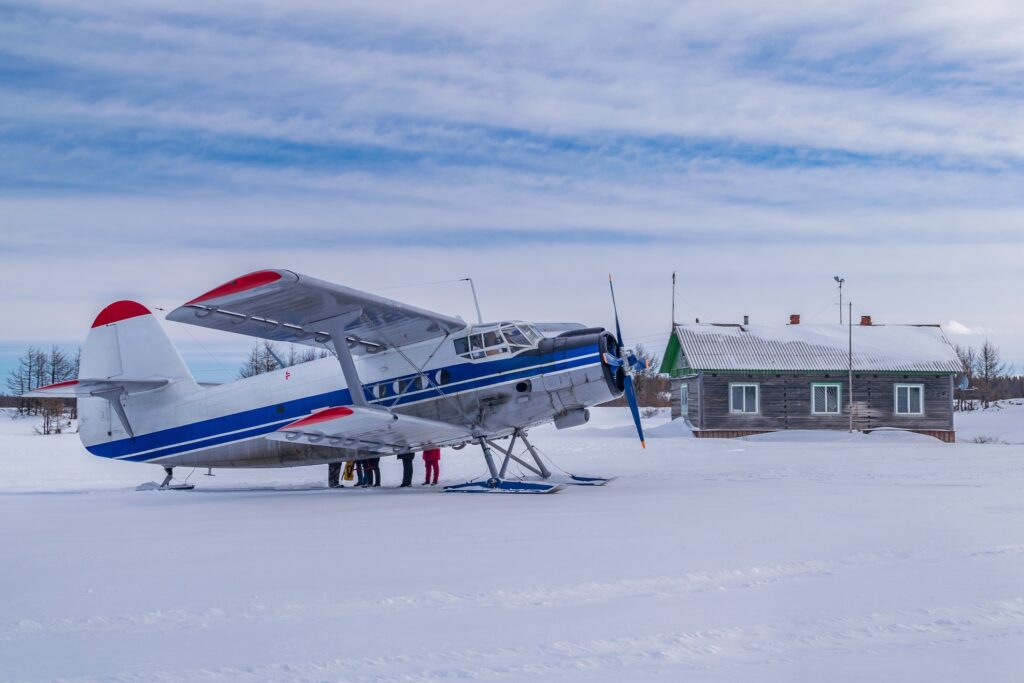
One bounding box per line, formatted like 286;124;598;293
87;344;602;462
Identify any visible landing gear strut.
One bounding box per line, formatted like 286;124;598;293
444;434;562;494
489;429;551;480
449;429;614;490
156;466;195;491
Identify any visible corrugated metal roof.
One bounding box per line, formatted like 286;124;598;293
674;323;961;373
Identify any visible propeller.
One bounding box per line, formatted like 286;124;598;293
608;274;647;449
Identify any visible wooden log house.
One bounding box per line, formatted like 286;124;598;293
659;315;961;442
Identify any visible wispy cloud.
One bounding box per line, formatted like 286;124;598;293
2;0;1024;363
946;320;994;336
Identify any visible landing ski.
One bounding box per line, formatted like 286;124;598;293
444;479;564;494
556;474;616;486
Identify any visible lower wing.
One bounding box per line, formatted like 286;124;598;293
266;405;473;454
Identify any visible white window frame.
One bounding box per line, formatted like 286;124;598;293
894;383;925;415
729;382;759;414
811;382;842;415
680;385;689;417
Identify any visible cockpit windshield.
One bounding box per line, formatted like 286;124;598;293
452;321;542;360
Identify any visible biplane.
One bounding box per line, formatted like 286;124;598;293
25;270;648;493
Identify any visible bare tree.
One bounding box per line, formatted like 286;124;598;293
287;344;331;366
45;345;72;387
6;346;45;415
69;348;81;420
953;344;976;411
38;398;71;435
976;340;1007;408
5;345;77;430
238;340;281;379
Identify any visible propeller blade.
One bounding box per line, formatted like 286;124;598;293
623;373;646;448
608;274;625;348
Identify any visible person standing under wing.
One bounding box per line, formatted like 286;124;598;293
422;448;440;486
365;456;381;487
327;462;343;488
397;452;415;487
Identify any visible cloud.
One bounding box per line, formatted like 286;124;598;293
946;320;993;336
1;0;1024;368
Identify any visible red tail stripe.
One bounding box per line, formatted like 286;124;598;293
186;270;283;305
283;406;354;428
92;301;151;328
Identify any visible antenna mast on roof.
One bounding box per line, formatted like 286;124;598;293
848;301;854;433
671;272;677;327
834;276;845;325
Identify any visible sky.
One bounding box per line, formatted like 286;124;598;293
2;0;1023;383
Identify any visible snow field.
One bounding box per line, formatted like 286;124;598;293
1;407;1023;681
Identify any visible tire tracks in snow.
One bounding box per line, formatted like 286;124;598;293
4;543;1024;642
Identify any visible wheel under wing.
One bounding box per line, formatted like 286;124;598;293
266;406;474;454
166;269;467;351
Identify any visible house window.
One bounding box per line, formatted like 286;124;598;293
895;384;924;415
811;383;841;415
729;383;759;414
680;385;689;417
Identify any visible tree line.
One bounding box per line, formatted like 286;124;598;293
3;346;80;433
954;340;1022;410
238;341;332;378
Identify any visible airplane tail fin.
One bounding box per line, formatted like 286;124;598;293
38;301;202;446
80;301;197;386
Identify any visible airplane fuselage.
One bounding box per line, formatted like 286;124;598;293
79;326;621;468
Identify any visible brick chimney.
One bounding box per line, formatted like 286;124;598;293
789;314;800;325
860;315;872;326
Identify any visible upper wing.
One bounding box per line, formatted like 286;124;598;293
265;405;473;453
166;269;467;351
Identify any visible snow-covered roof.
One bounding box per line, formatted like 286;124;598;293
672;323;961;373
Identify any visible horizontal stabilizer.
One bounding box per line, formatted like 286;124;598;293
22;378;169;398
267;405;473;454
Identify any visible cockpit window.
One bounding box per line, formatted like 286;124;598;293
501;324;531;349
521;324;542;344
452;322;536;360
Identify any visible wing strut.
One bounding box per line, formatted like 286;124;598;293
316;310;369;407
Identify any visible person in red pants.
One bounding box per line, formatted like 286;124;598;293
422;448;441;486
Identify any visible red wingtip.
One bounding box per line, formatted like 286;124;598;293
283;406;354;429
186;270;283;305
92;301;151;328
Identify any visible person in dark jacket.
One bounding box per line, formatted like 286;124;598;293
327;462;343;488
354;459;367;487
422;448;441;486
368;456;385;489
397;452;415;487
